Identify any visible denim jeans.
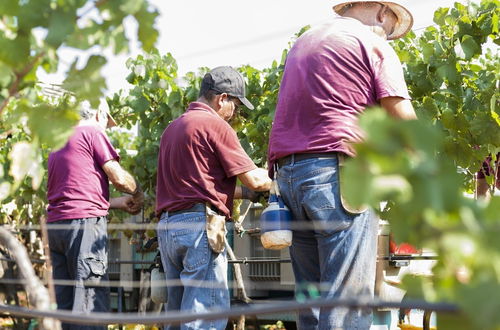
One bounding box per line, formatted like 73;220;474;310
157;211;229;330
276;155;378;330
48;217;110;330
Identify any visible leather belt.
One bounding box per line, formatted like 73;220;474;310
277;152;337;167
168;203;218;217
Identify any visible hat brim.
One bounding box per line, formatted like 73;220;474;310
106;113;117;128
333;1;414;40
239;97;255;110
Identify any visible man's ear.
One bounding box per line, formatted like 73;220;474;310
94;110;101;122
216;93;229;109
376;4;387;23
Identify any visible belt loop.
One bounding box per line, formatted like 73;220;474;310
290;154;295;166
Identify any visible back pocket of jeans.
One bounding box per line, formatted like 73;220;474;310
172;220;209;272
301;182;354;235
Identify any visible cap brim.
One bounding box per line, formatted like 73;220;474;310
239;97;254;110
107;113;117;128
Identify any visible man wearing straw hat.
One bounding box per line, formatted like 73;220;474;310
268;1;417;329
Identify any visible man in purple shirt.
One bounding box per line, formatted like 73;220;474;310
476;153;499;199
156;66;271;330
268;1;417;329
47;100;144;329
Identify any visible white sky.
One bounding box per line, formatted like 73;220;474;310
38;0;477;96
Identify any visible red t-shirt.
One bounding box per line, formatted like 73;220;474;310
47;125;120;222
268;17;411;168
155;102;257;218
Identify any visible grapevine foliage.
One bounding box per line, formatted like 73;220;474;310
0;1;499;328
111;2;499;328
0;0;159;225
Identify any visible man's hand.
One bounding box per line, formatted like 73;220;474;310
110;195;142;215
235;186;269;202
131;188;144;212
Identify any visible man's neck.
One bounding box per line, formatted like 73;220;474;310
78;119;100;128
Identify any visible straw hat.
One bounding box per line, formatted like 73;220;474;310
332;1;414;40
98;98;117;128
80;99;117;128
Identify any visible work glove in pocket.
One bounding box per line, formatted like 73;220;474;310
206;206;227;253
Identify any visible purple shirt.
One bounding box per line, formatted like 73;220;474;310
477;153;500;187
268;17;410;167
156;102;256;218
47;125;120;222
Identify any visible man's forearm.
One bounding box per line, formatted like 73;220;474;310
234;185;254;200
237;168;272;191
234;185;243;199
113;171;139;194
380;97;417;120
102;160;140;194
234;185;266;202
109;197;123;209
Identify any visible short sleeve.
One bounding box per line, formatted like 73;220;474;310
93;130;120;167
372;42;411;101
213;122;257;178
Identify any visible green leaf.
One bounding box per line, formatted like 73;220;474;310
461;35;481;60
438;313;476;330
130;95;150;113
0;63;14;87
0;34;30;67
134;4;159;52
24;104;78;150
422;43;434;61
0;0;20;16
483;196;500;225
434;7;450;26
441;110;456;130
342;156;373;208
110;24;129;54
436;63;459;83
8;142;42;189
492;12;499;34
65;21;103;50
63;55;107;107
420;96;439;119
120;0;144;14
45;9;76;47
17;0;51;30
457;280;500;329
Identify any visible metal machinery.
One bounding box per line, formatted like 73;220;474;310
109;204;437;329
232;203;437;329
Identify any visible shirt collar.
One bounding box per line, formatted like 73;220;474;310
186;101;218;116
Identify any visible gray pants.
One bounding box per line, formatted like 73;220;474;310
48;217;109;330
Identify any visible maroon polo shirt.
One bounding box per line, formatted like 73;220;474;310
47;125;120;222
155;102;256;218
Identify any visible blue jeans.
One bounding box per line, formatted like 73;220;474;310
48;217;109;330
276;155;378;330
157;211;229;330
